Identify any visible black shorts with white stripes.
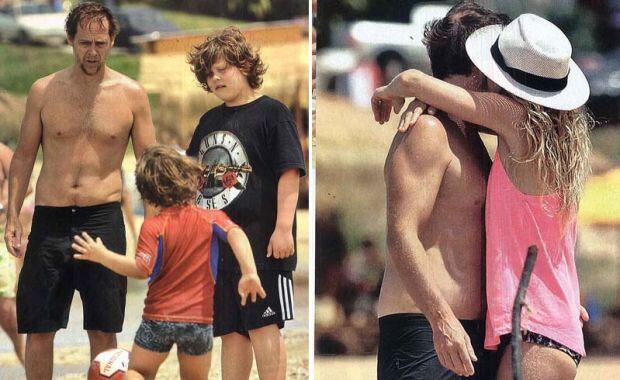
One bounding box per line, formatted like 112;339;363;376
213;270;294;337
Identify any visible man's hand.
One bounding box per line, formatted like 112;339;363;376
371;85;405;124
4;216;23;258
72;232;109;264
432;316;478;377
238;273;267;306
397;99;437;132
267;227;295;259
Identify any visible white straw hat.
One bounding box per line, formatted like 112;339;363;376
465;13;589;111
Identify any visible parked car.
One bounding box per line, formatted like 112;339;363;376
340;2;451;84
316;2;450;105
0;12;20;42
113;7;178;51
0;3;67;45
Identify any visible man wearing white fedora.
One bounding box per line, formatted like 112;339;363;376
374;11;593;380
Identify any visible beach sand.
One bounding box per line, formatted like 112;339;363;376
315;355;620;379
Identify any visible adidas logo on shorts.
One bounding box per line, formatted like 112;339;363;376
262;307;276;318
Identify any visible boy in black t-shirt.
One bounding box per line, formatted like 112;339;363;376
186;27;306;380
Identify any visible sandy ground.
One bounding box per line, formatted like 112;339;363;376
314;355;620;379
0;210;310;379
0;282;309;379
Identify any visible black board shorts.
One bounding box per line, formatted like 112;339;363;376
378;313;498;380
214;270;294;337
17;202;127;333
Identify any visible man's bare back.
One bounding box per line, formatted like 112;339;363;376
379;113;490;320
35;68;147;206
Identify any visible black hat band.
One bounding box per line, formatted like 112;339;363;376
490;38;569;92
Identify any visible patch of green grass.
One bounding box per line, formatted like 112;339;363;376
0;43;140;95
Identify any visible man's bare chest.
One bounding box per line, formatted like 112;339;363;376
441;137;490;208
41;88;133;140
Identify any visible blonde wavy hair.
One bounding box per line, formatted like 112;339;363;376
135;145;202;208
511;97;594;210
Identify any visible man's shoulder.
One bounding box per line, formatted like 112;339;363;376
29;71;61;95
106;70;144;94
384;114;453;175
391;115;451;156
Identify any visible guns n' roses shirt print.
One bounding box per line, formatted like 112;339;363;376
187;96;306;272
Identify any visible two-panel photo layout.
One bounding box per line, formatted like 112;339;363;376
0;0;618;379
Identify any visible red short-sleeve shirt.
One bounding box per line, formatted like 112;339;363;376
135;205;237;323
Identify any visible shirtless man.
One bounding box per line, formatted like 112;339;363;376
375;3;510;379
4;3;155;378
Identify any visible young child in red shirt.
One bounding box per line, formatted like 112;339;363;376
72;144;265;379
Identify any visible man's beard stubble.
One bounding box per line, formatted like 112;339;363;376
80;62;102;76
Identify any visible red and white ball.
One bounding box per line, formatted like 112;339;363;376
88;348;130;380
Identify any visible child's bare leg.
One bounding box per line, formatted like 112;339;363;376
248;324;286;380
125;343;169;380
221;333;253;380
177;351;212;380
497;342;577;380
0;297;25;365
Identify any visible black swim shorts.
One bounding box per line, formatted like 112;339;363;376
378;313;497;380
214;270;294;337
17;202;127;333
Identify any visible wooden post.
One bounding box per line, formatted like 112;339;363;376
512;245;538;380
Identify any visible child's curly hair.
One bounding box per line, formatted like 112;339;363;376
187;26;267;92
135;145;202;208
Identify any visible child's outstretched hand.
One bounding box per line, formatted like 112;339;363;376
267;228;294;259
72;232;109;264
238;273;267;306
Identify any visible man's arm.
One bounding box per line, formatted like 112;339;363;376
5;80;45;257
385;116;477;377
129;83;156;159
268;169;300;259
128;83;157;218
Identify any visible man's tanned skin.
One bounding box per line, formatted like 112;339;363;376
379;71;492;377
4;15;155;380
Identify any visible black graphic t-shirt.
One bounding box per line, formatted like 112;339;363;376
187;96;306;272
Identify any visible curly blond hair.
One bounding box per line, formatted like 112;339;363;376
135;145;202;208
511;98;594;210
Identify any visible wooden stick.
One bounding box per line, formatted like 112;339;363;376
512;245;538;380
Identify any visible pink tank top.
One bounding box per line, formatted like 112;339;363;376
485;152;584;356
